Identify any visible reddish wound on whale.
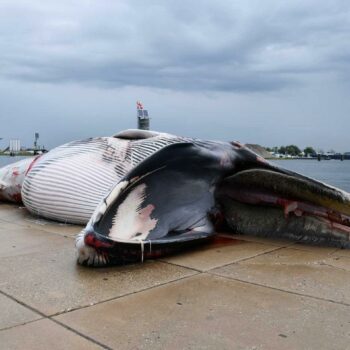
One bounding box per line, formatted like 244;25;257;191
25;155;42;176
11;193;22;202
84;232;114;249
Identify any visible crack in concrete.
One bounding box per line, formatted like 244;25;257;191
49;269;200;317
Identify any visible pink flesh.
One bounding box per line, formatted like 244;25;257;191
0;157;37;202
227;188;350;234
25;155;42;176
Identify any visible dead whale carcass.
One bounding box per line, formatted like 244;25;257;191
74;134;350;266
1;129;350;266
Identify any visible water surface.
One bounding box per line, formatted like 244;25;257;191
0;156;31;168
273;159;350;192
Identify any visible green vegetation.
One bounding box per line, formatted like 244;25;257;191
281;145;301;156
303;146;316;156
266;145;303;156
265;145;318;157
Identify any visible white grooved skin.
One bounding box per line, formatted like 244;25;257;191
21;133;184;224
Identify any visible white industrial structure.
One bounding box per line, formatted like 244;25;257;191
9;139;21;154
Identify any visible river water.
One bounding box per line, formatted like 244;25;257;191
1;156;350;192
0;156;32;168
272;159;350;192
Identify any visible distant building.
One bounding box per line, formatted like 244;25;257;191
9;139;20;154
34;132;39;151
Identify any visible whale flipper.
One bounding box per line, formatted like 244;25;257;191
92;142;224;243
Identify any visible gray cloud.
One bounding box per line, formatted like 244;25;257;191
1;0;350;154
1;0;350;92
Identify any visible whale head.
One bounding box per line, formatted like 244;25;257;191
76;140;350;266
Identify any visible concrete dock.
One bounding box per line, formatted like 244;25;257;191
0;202;349;349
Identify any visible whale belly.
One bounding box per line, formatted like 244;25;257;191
22;138;130;224
21;133;184;224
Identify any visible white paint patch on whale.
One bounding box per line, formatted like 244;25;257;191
108;183;158;241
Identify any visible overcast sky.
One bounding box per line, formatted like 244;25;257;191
0;0;349;151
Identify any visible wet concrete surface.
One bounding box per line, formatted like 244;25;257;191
0;203;349;349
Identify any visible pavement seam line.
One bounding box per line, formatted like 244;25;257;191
50;270;201;317
0;290;112;349
0;318;44;332
319;262;350;273
287;245;338;254
206;271;350;307
158;245;285;273
0;290;111;350
0;261;199;318
157;259;203;272
50;318;113;350
203;246;285;272
0;290;47;318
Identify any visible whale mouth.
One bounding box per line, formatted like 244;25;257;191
216;169;350;245
81;167;350;267
78;229;212;266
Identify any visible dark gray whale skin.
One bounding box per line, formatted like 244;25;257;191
76;138;350;266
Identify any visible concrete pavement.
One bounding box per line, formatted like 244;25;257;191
0;203;349;349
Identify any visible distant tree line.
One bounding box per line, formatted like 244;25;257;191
265;145;317;156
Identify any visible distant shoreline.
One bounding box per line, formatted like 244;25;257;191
0;152;44;157
1;154;348;161
268;157;318;160
270;157;348;161
0;153;34;157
